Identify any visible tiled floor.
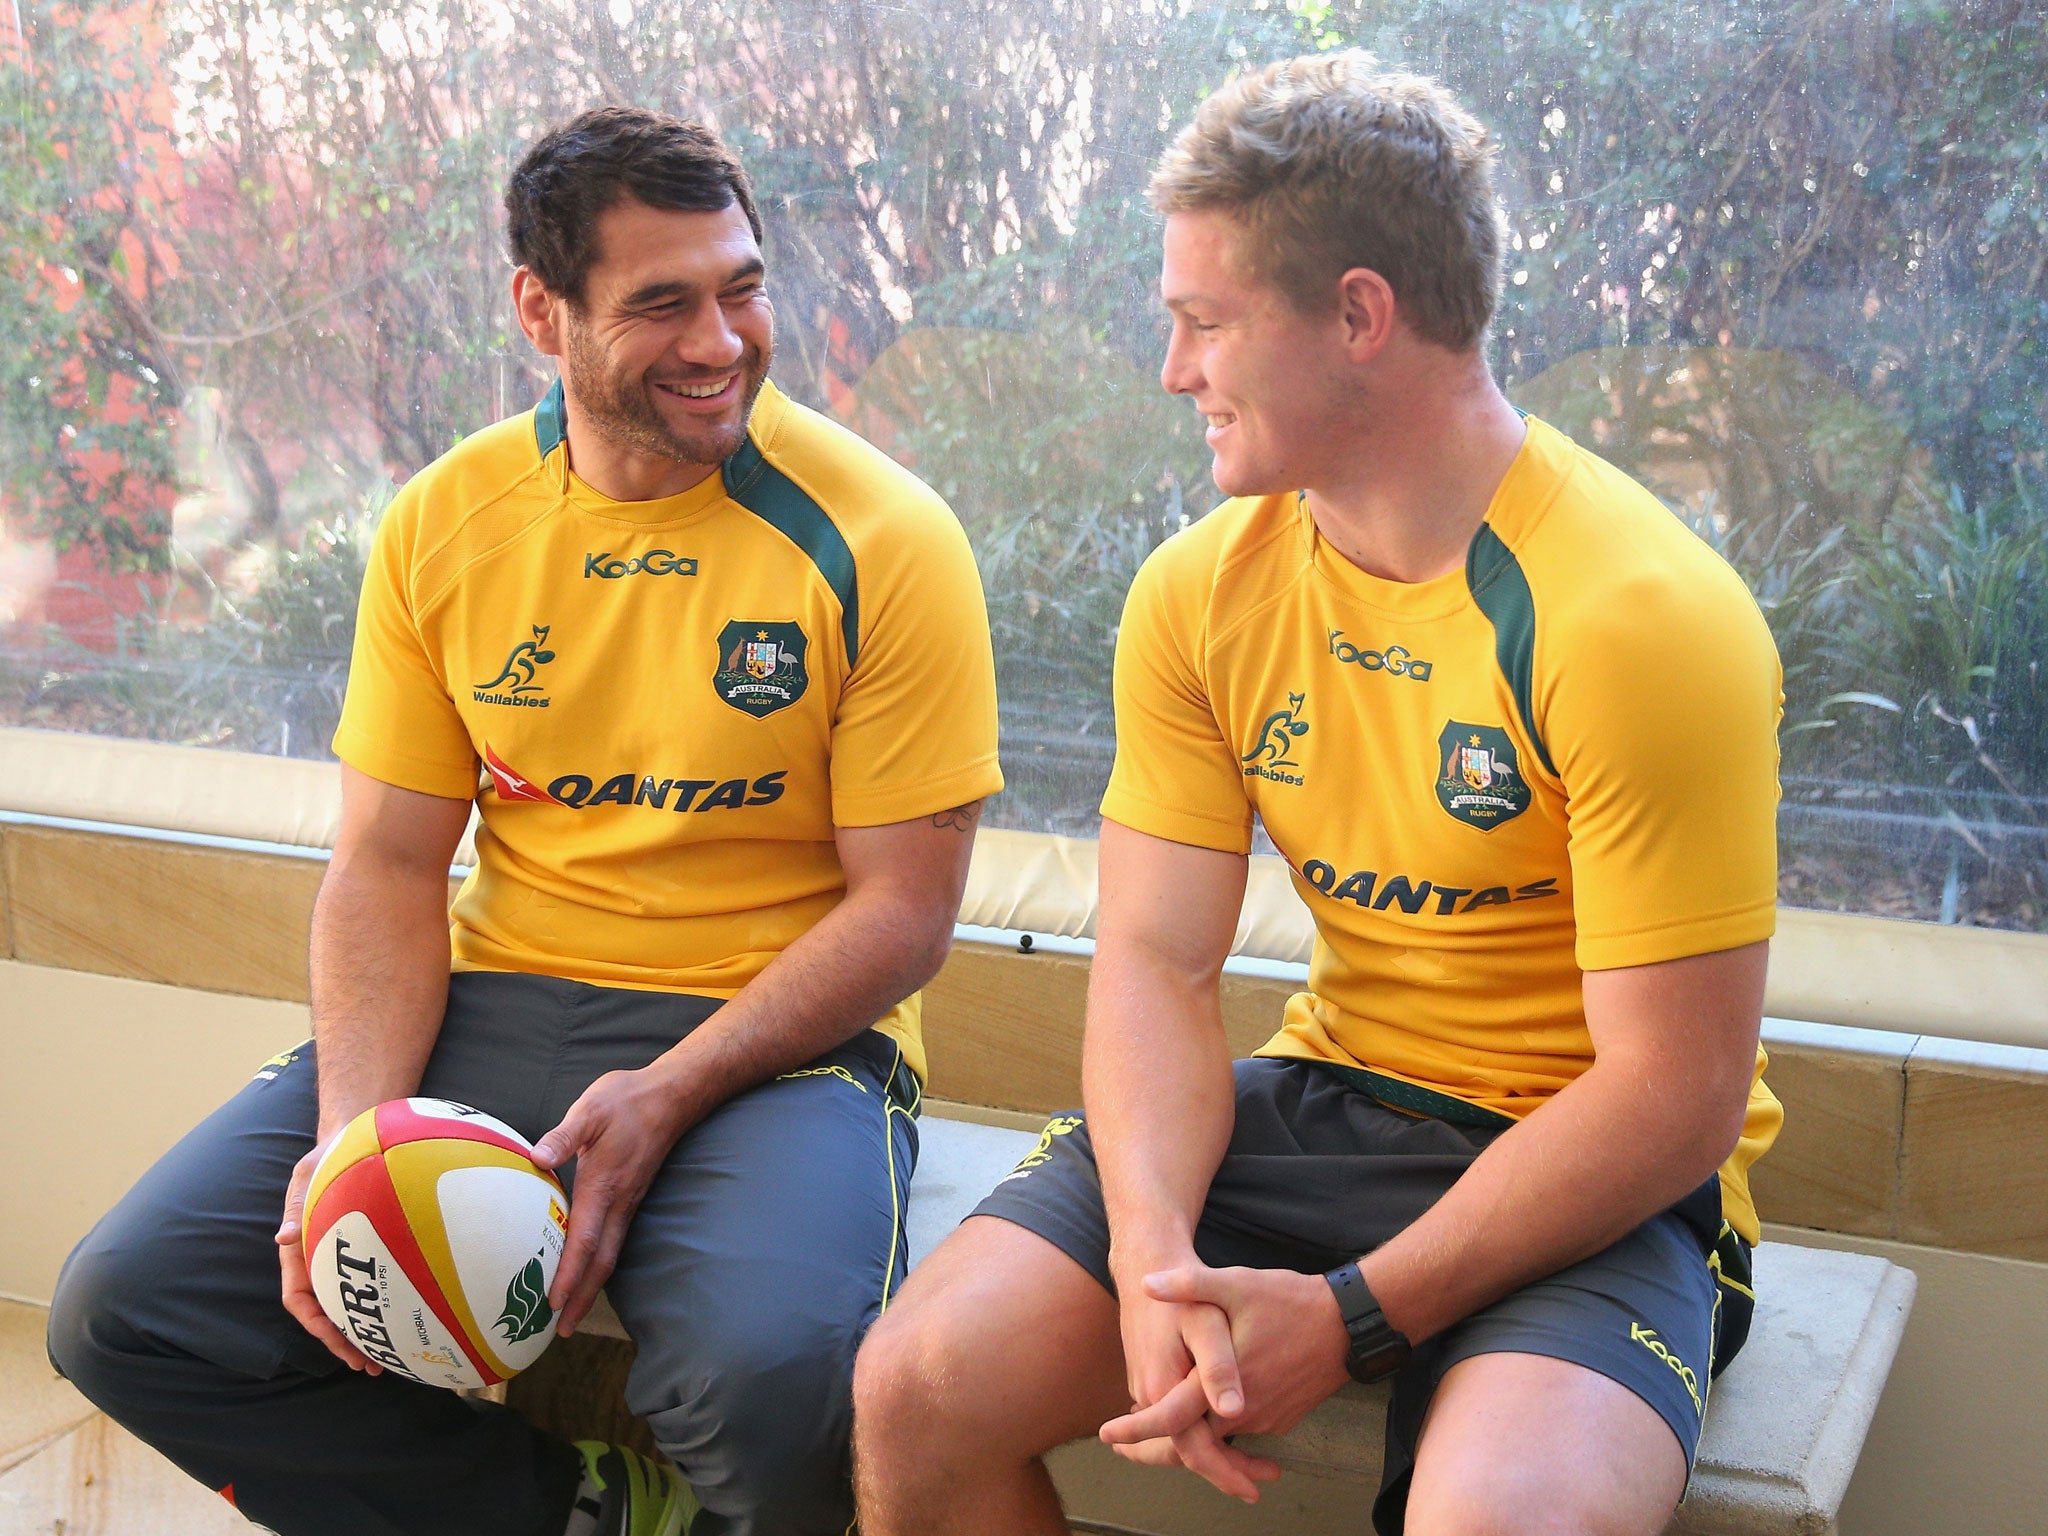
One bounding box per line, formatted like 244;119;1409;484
0;1295;1167;1536
0;1299;1104;1536
0;1300;90;1480
0;1300;254;1535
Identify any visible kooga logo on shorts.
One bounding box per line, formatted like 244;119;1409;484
584;549;698;579
1328;629;1432;680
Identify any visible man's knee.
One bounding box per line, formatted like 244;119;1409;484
46;1233;159;1407
1406;1350;1686;1536
48;1206;306;1418
638;1319;861;1527
858;1219;1128;1476
1407;1397;1683;1536
1406;1479;1674;1536
852;1301;958;1463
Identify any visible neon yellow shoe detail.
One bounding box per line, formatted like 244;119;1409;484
570;1440;697;1536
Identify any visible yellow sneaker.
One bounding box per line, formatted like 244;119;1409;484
569;1440;697;1536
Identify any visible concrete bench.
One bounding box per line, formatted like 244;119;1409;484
566;1115;1916;1535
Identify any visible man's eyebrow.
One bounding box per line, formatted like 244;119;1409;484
622;280;694;308
619;258;766;310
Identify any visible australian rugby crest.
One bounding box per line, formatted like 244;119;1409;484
1435;721;1530;830
715;620;809;716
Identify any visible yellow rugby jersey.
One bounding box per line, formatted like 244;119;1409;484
333;379;1003;1080
1102;416;1783;1241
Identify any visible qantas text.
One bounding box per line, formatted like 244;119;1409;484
1298;862;1560;916
546;770;787;811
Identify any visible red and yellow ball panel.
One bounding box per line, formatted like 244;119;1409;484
303;1099;569;1390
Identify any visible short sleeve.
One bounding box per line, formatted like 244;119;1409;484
331;499;481;800
1099;543;1253;852
828;508;1003;827
1553;570;1782;971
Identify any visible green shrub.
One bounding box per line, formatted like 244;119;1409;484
1810;484;2048;803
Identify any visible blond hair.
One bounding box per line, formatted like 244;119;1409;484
1150;52;1506;350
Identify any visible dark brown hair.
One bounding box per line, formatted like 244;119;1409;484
505;106;763;304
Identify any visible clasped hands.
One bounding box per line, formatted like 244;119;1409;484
1100;1259;1353;1503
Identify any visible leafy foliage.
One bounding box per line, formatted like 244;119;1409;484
2;0;2044;917
0;7;181;567
1;499;373;753
1813;488;2048;801
13;1;2034;558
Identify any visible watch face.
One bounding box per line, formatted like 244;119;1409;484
1346;1327;1412;1385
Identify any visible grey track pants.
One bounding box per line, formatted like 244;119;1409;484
46;970;920;1536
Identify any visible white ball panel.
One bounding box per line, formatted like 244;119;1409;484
307;1209;488;1390
435;1164;568;1374
403;1098;531;1147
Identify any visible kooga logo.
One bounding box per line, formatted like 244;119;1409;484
585;550;698;579
1328;629;1432;680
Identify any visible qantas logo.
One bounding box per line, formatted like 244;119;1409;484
482;746;786;812
1297;859;1561;916
484;745;558;803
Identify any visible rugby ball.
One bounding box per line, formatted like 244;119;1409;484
302;1098;569;1390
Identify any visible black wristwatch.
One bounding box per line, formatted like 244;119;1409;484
1325;1262;1411;1384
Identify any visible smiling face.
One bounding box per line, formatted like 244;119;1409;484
1159;208;1361;499
553;197;774;479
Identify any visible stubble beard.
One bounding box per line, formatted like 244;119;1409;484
563;317;772;472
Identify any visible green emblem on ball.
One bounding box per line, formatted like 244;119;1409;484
496;1255;555;1344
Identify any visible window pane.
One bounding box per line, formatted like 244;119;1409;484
3;0;2041;930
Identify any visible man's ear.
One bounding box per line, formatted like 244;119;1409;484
1336;267;1398;365
512;267;567;359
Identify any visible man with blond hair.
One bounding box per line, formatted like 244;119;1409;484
852;52;1782;1536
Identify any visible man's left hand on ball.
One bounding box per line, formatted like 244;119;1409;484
532;1064;696;1333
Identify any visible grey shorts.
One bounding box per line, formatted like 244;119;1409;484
971;1057;1753;1535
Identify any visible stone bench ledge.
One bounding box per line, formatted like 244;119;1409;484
578;1116;1916;1536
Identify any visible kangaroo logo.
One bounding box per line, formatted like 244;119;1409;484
475;626;556;702
1243;692;1310;770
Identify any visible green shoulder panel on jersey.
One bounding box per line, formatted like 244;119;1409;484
723;435;861;666
534;377;567;460
1466;523;1558;778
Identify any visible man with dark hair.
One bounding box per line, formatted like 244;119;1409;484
48;105;1001;1536
854;53;1781;1536
504;107;765;301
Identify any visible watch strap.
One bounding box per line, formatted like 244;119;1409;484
1324;1261;1411;1384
